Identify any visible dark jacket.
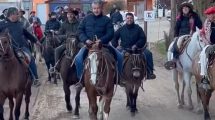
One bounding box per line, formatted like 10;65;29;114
59;19;79;35
175;12;202;37
112;23;146;48
210;22;215;44
78;14;114;44
0;19;37;48
45;18;61;32
111;11;123;24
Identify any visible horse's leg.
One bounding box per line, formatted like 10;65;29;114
125;87;130;109
24;81;32;120
199;89;212;120
14;93;23;120
0;94;6;120
73;86;82;119
184;72;193;110
46;62;51;81
173;69;181;108
103;94;114;120
130;85;139;116
180;74;185;106
98;96;105;120
8;97;14;120
195;83;203;114
63;84;72;112
87;91;98;120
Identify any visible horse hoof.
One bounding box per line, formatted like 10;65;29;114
177;104;183;109
66;105;72;112
186;105;194;111
195;109;203;114
72;115;80;119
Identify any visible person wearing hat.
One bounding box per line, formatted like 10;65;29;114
45;11;61;33
29;11;42;26
50;9;80;73
165;2;202;69
199;6;215;83
0;8;8;21
19;9;31;30
0;7;41;86
110;7;123;24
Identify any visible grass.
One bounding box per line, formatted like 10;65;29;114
155;40;167;56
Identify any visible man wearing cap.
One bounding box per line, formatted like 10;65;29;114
45;12;61;33
52;9;80;72
199;6;215;84
165;2;202;69
0;7;41;86
0;9;8;21
29;11;42;26
74;0;123;88
19;9;31;30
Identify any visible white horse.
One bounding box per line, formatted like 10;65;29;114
167;29;206;110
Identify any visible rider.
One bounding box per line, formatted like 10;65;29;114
165;2;202;69
199;6;215;83
112;12;156;80
29;11;42;26
45;12;61;33
52;9;80;72
74;0;123;88
19;9;30;30
110;7;123;24
0;7;41;86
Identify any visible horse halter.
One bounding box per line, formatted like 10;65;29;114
0;36;11;54
131;53;144;79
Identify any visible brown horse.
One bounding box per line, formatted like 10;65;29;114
193;52;215;120
42;31;60;84
122;48;146;116
84;40;116;120
59;33;82;119
0;29;32;120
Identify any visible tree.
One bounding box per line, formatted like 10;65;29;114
103;0;125;15
193;0;215;21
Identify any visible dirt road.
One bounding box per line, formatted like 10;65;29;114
30;65;215;120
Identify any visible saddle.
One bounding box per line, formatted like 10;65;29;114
16;50;31;66
175;35;191;55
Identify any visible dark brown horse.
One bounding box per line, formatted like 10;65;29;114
84;40;116;120
59;33;82;119
122;48;146;116
42;31;60;84
0;29;32;120
193;52;215;120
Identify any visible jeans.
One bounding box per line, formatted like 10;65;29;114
22;47;39;80
143;49;154;74
75;46;123;80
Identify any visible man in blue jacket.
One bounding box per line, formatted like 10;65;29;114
112;13;156;79
74;0;123;88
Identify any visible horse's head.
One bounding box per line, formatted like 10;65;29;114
65;33;79;56
0;29;13;59
86;40;103;85
45;31;59;48
125;48;146;80
191;28;207;51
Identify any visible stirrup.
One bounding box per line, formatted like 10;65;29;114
164;61;176;70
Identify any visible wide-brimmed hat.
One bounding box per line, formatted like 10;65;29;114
204;6;215;15
30;11;36;14
19;9;25;15
67;9;79;16
179;2;193;10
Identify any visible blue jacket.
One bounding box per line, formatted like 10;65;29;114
45;18;61;32
0;19;37;48
110;11;123;24
78;14;114;44
112;23;146;48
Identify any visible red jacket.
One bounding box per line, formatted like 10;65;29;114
33;23;43;41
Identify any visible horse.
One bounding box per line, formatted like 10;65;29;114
42;31;60;84
0;29;32;120
122;48;146;116
193;45;215;120
59;33;82;119
83;40;116;120
166;29;206;110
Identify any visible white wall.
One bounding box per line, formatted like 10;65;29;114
37;4;47;25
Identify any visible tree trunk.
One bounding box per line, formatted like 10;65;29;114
193;0;215;21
